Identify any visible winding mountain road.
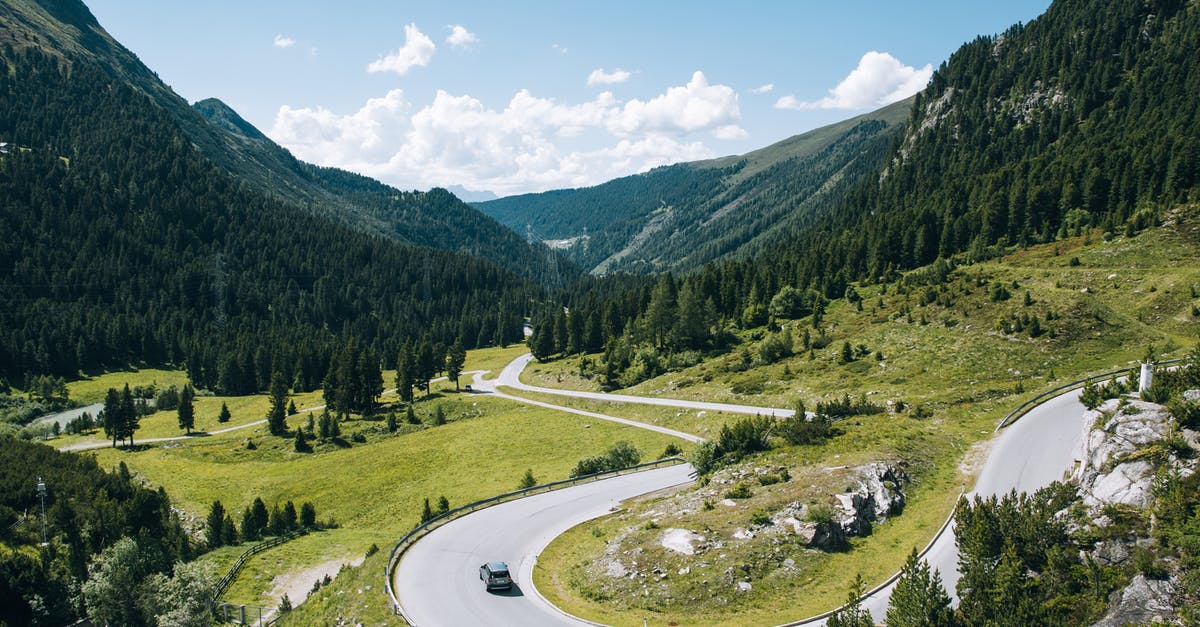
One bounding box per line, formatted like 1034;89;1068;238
393;463;695;626
394;352;1102;626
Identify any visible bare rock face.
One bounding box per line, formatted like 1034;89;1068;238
1073;399;1173;510
833;462;907;537
1092;574;1178;627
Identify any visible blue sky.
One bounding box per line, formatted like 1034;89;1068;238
86;1;1050;197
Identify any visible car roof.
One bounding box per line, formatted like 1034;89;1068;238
486;561;508;571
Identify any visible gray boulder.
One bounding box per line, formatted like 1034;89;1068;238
1092;574;1178;626
1073;399;1172;510
833;462;907;536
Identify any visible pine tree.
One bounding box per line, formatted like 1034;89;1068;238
886;548;955;626
643;274;677;348
420;498;434;523
241;507;259;542
518;468;537;489
283;501;298;530
436;495;450;514
287;399;297;415
120;384;139;447
217;402;231;423
433;405;446;426
222;514;238;545
386;411;398;433
177;383;195;434
396;342;416;404
826;573;873;627
446;340;466;391
300;502;317;528
102;387;121;448
406;405;419;424
251;498;269;538
205;501;226;548
318;409;331;440
416;341;436;397
293;429;310;453
266;370;289;436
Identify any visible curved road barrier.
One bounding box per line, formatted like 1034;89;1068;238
384;457;690;625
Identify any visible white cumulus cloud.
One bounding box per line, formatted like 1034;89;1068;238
776;51;931;110
446;24;478;49
587;68;631;86
273;34;296;48
367;24;436;75
268;72;743;195
607;71;742;138
749;83;774;94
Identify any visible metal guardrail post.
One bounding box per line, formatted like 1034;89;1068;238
994;359;1182;431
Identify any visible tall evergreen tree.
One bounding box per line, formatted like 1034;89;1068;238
205;501;226;548
643;274;677;348
445;340;466;391
396;342;416;404
119;384;139;447
886;548;956;626
266;370;289;436
177;383;195;434
217;401;231;423
826;573;873;627
416;340;436;397
102;387;121;448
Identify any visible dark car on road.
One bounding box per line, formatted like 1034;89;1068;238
479;562;512;590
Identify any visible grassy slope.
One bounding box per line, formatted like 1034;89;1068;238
71;352;680;617
530;210;1200;625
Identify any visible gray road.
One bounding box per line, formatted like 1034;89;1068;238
843;387;1089;624
490;353;795;418
393;463;696;626
418;352;1094;626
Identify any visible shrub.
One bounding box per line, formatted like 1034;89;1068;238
725;484;753;499
806;503;834;524
660;443;683;458
750;511;772;526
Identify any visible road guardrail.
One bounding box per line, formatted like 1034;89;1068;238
384;456;689;625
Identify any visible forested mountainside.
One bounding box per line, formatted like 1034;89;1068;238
190;98;574;285
531;0;1200;389
477;99;911;274
0;0;568;285
0;10;533;384
746;0;1200;296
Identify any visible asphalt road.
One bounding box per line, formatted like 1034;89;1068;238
491;353;795;418
409;352;1096;626
393;463;696;626
845;387;1090;624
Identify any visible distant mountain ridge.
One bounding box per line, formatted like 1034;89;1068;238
476;99;911;274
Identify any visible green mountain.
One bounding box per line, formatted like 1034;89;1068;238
476;99;911;274
0;0;568;286
742;0;1200;297
0;0;537;382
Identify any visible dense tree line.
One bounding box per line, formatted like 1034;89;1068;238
0;437;192;625
0;45;532;384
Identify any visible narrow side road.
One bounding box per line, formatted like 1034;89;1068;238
486;353;795;417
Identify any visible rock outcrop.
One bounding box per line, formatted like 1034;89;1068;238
832;462;907;536
1092;574;1179;627
1072;398;1173;510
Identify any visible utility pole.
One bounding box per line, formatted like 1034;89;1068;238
37;477;47;546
